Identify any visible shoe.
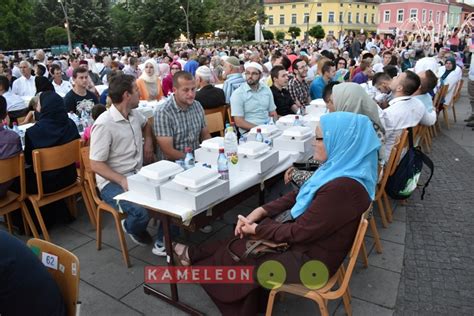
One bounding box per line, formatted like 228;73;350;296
121;219;152;246
199;225;213;234
467;121;474;127
152;240;166;256
172;242;191;266
464;114;474;122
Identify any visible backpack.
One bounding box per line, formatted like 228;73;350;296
385;128;434;200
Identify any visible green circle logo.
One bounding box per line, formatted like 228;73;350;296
299;260;329;290
256;260;286;290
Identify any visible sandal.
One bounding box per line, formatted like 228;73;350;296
172;242;191;266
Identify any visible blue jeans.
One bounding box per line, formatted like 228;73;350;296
100;182;150;236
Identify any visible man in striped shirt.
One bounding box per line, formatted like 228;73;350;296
222;56;245;104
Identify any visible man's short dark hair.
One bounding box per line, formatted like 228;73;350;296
270;65;286;81
129;57;138;66
383;51;392;57
322;81;340;103
0;95;6;120
0;76;9;91
372;72;392;86
320;50;335;61
420;70;438;94
108;74;135;104
402;70;421;96
173;71;194;88
36;64;46;77
362;53;374;60
281;55;291;70
292;58;304;71
321;61;335;75
73;66;88;78
335;57;347;68
50;64;61;73
383;65;398;78
94;55;103;63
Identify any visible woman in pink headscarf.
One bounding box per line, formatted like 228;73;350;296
162;61;181;96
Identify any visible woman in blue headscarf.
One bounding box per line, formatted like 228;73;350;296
171;112;380;316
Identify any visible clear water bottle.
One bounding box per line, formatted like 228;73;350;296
184;147;195;170
239;135;247;144
19;130;25;148
224;125;238;165
217;148;229;180
293;115;303;126
267;116;275;125
255;128;264;142
12;122;20;134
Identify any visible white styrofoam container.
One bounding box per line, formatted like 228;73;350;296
238;149;279;174
139;160;184;183
195;147;219;166
273;134;313;154
282;126;313;140
246;125;282;141
172;166;221;191
309;98;326;108
127;174;162;200
160;179;230;210
200;137;224;151
237;141;270;158
302;115;322;130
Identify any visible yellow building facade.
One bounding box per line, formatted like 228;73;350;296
263;0;380;40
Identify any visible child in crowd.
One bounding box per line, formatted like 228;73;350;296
82;103;106;146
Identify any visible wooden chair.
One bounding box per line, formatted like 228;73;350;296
205;111;225;137
27;238;80;316
265;206;371;316
80;147;130;267
226;106;233;124
450;79;464;124
0;153;39;238
434;84;449;132
204;105;227;123
27;139;95;241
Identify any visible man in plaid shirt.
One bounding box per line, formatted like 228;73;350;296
288;58;311;109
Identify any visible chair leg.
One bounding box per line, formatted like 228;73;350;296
265;289;278;316
96;208;102;250
341;288;353;316
369;217;383;254
30;199;50;241
382;192;393;223
5;213;13;234
359;242;369;268
114;213;131;268
21;202;39;238
443;107;450;129
313;296;330;316
81;188;96;227
376;198;388;228
452;104;457;122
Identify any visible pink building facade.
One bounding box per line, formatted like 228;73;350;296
377;0;449;35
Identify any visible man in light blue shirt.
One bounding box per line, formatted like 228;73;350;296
230;62;276;133
309;60;335;100
413;70;438;126
223;56;245;104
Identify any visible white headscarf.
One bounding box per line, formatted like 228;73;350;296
139;59;159;83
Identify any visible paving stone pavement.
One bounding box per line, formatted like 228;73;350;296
394;85;474;315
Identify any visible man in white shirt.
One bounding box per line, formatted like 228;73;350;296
413;70;438;126
381;70;427;158
0;75;28;121
414;56;440;74
12;61;36;97
50;64;72;97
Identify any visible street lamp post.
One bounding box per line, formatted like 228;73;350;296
180;1;190;43
58;0;72;54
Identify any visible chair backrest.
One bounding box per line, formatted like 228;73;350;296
226;106;233;124
0;153;26;201
80;146;102;206
328;204;370;299
206;111;225;136
204;105;227;123
433;84;449;111
32;139;82;199
376;145;398;199
452;79;464;104
27;238;80;316
390;129;409;176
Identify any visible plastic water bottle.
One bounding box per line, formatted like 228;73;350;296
184;147;195;170
293;115;303;126
267;116;275;125
255;128;264;142
239;135;247;144
224;125;238;165
19;130;25;148
217;148;229;180
12;122;20;134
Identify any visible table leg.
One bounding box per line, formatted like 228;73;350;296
143;214;203;315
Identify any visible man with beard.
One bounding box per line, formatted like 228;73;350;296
288;58;311;109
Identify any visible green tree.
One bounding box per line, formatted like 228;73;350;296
30;0;64;48
109;2;137;47
288;26;301;39
262;29;274;40
0;0;33;50
275;31;285;42
308;25;325;39
44;26;69;46
185;0;215;43
67;0;112;46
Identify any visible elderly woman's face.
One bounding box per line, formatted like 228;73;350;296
145;63;155;76
313;126;327;162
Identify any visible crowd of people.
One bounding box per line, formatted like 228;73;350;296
1;27;473;315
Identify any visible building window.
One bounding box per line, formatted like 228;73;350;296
304;3;308;8
329;11;335;23
269;15;273;25
429;10;433;22
371;13;375;24
280;14;285;25
269;6;272;11
373;6;375;9
365;5;367;9
357;5;359;8
339;11;344;23
397;9;404;22
317;3;321;7
340;3;343;7
292;4;296;9
422;9;427;23
363;13;367;24
280;6;283;9
317;12;322;23
304;13;309;24
436;11;440;24
410;9;417;19
356;12;360;23
348;12;352;23
384;10;390;23
328;30;334;36
291;13;297;24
